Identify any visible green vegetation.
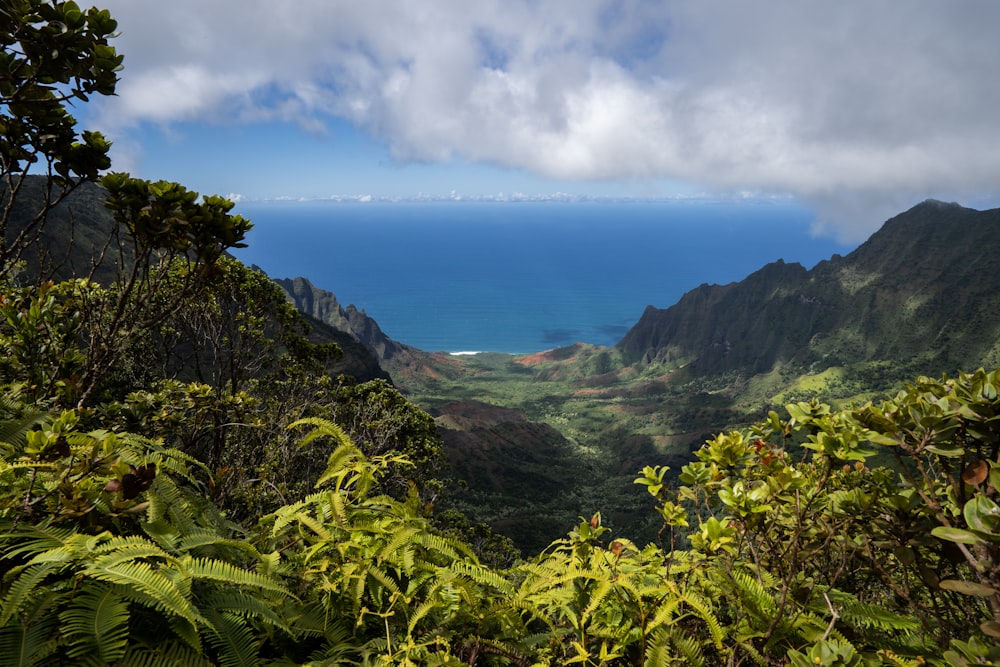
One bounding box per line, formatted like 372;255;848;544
7;345;1000;663
4;2;1000;664
389;346;921;554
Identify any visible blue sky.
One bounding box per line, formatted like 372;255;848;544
125;116;692;202
80;1;1000;242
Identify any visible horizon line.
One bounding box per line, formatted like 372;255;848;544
231;191;802;206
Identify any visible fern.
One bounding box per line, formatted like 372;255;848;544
132;521;176;556
677;590;726;651
145;475;207;536
411;530;470;562
200;607;262;667
643;633;673;667
377;524;419;564
449;560;516;597
0;561;63;626
826;591;921;633
406;597;440;636
118;641;217;667
59;584;130;663
729;567;778;625
289;417;355;451
85;560;198;626
183;556;289;595
0;607;60;667
671;629;707;667
327;488;350;528
287;508;332;542
268;492;335;535
364;562;404;600
0;405;46;456
90;537;174;570
196;588;287;631
0;523;78;563
177;529;261;560
580;579;614;625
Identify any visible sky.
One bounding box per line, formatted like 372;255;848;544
78;0;1000;243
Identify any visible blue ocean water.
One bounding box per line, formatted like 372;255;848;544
231;200;855;354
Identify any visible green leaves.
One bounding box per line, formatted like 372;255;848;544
939;580;999;597
1;0;123;272
932;526;984;545
100;174;252;262
690;516;737;554
965;496;1000;534
0;404;299;665
787;639;861;667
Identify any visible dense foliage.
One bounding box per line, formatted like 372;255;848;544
3;2;1000;665
1;0;119;277
5;359;1000;664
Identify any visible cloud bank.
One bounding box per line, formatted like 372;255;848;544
92;0;1000;241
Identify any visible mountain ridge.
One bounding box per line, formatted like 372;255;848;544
616;199;1000;377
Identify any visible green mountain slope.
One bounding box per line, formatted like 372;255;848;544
618;199;1000;376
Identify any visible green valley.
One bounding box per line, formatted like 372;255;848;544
278;199;1000;555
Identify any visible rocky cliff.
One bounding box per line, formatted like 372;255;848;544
617;200;1000;376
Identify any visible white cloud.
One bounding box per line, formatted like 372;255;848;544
90;0;1000;241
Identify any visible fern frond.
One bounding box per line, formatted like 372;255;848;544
364;563;402;598
643;632;672;667
672;630;706;667
825;591;921;633
314;444;368;492
163;609;206;654
679;590;725;650
411;530;471;562
0;562;62;626
145;477;202;535
0;610;60;667
60;584;130;664
118;640;216;667
463;636;532;667
85;561;197;626
735;634;769;666
141;518;182;554
581;579;614;624
516;563;607;599
182;556;288;595
289;417;355;450
788;609;840;645
303;622;362;665
177;530;259;560
197;588;286;630
377;525;419;564
449;560;515;597
287;600;353;640
0;461;58;480
406;597;439;636
291;510;332;542
0;523;78;563
730;567;777;624
327;489;350;528
267;499;310;536
645;624;712;667
0;406;47;454
200;607;262;667
91;538;174;570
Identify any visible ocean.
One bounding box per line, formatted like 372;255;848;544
231;200;855;354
